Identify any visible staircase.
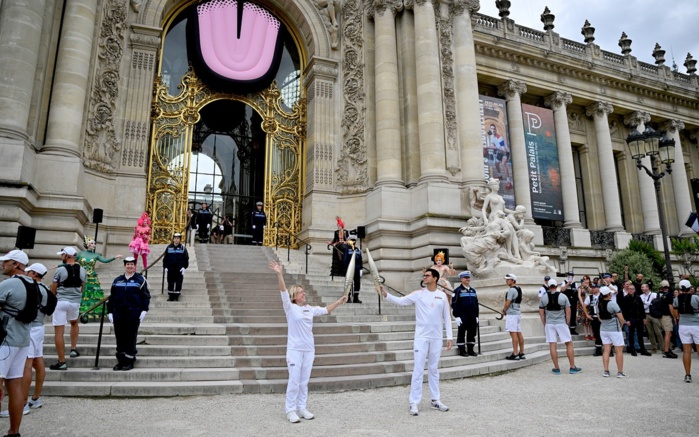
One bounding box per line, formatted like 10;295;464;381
39;244;595;397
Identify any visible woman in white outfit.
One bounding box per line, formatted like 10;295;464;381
269;260;347;423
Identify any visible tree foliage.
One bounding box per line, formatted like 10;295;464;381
628;239;666;279
607;249;662;288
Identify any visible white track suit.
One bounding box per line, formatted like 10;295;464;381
281;290;328;414
385;289;453;405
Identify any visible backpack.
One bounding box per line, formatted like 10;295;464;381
58;264;83;288
506;286;523;304
39;283;57;316
677;294;699;315
3;276;41;324
546;292;562;311
648;294;665;319
598;299;615;320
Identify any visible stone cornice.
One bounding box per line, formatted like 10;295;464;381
473;42;699;113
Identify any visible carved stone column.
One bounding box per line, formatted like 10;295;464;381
398;3;420;185
374;0;404;187
121;24;161;173
497;80;532;221
414;0;447;182
43;0;99;158
452;0;485;187
662;119;693;236
586;101;624;232
623;111;660;235
0;0;46;141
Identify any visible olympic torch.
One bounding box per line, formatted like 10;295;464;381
365;248;382;295
343;250;356;299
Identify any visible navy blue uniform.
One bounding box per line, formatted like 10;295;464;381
108;273;150;367
452;284;479;355
197;208;213;242
343;246;363;302
251;209;267;245
163;243;189;300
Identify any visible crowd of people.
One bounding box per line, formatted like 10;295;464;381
0;248;150;437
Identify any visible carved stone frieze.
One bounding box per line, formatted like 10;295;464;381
83;0;127;174
337;0;369;193
622;111;650;128
567;112;585;133
437;3;460;175
585;101;614;118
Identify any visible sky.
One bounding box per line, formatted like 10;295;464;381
478;0;699;68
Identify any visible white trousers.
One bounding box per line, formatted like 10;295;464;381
285;349;315;413
410;337;442;405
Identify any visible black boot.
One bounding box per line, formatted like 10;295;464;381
353;293;362;304
593;347;603;357
467;345;477;357
458;346;467;357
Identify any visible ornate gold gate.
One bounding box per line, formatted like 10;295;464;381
146;70;306;246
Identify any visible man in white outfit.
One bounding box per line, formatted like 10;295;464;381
381;268;453;416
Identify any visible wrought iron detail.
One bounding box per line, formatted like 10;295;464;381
542;226;571;247
590;230;615;250
147;69;306;246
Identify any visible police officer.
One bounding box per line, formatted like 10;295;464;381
452;271;479;357
107;257;150;371
251;201;267;245
163;233;189;302
197;203;213;243
343;235;363;303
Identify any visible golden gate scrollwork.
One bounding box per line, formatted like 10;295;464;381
146;69;306;246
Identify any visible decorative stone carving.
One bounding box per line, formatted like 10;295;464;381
685;53;697;74
83;0;127;174
567;112;584;132
497;79;526;99
581;20;595;43
315;0;340;49
495;0;511;18
129;33;161;48
652;43;666;66
460;179;556;276
130;0;142;13
450;0;480;15
337;0;368;193
623;111;650;128
437;2;459;176
618;32;632;55
374;0;403;16
585;101;614;118
608;120;620;139
661;119;685;134
540;6;554;31
544;91;572;111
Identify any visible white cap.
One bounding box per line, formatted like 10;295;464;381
548;279;558;287
0;249;29;265
348;234;357;240
659;280;670;288
600;286;612;296
504;273;517;281
123;256;136;264
26;263;48;276
679;279;692;290
57;247;77;257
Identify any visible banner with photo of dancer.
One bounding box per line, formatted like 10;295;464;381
521;104;563;221
479;95;515;210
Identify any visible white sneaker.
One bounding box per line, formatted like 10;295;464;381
431;400;449;412
0;404;30;418
297;409;314;420
287;411;301;423
28;397;43;409
409;404;419;416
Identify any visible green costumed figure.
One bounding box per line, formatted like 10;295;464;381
78;235;122;320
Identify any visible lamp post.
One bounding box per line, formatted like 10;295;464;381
625;126;676;287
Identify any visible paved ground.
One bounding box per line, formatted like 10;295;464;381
5;354;698;437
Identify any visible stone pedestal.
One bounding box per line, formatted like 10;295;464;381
570;228;592;248
614;231;632;249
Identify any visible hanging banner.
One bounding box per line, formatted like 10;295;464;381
521;104;563;220
479;95;515;210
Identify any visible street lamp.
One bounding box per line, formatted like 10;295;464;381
625;126;676;286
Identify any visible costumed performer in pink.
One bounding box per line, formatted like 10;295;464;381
128;212;151;269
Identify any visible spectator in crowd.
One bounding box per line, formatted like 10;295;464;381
222;215;235;244
561;271;579;335
640;283;663;353
658;280;678;359
621;281;651;356
583;283;603;356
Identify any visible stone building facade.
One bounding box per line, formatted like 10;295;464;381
0;0;697;288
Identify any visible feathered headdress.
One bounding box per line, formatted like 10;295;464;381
336;216;345;229
83;235;95;247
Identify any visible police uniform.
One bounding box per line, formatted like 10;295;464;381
163;235;189;301
197;206;213;242
251;202;267;245
452;272;479;356
343;236;363;303
107;261;150;371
